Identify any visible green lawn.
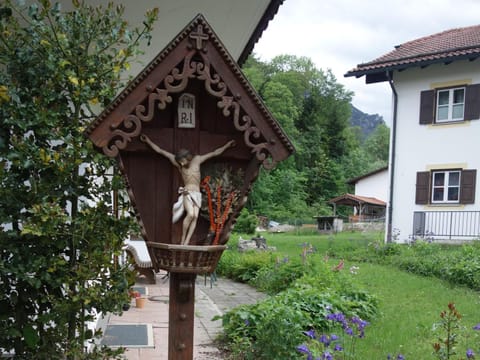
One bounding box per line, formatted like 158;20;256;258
235;230;480;359
354;263;479;358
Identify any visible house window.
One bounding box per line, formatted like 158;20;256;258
436;87;464;122
419;84;480;124
415;169;476;205
431;170;460;203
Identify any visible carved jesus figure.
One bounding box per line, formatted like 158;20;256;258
140;134;235;245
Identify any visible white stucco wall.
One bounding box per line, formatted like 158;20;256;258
390;59;480;242
68;0;272;73
355;170;388;201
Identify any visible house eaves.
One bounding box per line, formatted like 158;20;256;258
346;166;388;186
238;0;284;66
345;24;480;83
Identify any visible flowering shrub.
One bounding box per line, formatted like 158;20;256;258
297;329;343;360
219;276;378;359
296;311;370;359
295;303;480;360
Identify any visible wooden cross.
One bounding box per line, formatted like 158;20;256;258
189;24;209;50
86;15;294;360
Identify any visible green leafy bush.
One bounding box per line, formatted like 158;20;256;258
253;258;310;294
349;240;480;291
233;208;258;234
382;243;480;290
216;250;273;283
218;250;378;359
220;277;378;359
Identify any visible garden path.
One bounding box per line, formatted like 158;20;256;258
106;273;266;359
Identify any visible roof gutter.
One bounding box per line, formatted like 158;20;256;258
386;71;397;243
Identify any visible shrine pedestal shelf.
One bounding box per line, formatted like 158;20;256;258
147;242;226;274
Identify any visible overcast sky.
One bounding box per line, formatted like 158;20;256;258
253;0;480;124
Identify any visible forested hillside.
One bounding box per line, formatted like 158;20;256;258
350;105;385;140
242;55;389;221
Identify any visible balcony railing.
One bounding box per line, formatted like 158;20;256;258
413;211;480;239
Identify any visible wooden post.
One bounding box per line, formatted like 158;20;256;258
168;273;196;359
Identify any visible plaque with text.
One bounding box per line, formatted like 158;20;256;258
178;93;195;128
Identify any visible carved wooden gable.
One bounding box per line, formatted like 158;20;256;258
86;14;293;270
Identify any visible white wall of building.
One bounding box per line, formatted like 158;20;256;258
355;170;388;201
390;59;480;242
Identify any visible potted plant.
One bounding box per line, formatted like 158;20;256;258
129;290;146;308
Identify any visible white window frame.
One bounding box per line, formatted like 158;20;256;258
436;87;465;123
431;170;461;203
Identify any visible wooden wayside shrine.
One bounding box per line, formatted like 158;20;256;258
86;14;293;359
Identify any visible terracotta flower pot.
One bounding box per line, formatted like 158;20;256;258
135;297;146;308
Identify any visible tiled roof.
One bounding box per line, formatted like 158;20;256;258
328;193;386;207
345;24;480;80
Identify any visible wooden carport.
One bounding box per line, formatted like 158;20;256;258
329;193;386;222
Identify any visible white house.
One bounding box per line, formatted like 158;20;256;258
347;166;389;202
327;167;388;223
346;25;480;242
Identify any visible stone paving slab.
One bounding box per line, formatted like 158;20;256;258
106;273;266;359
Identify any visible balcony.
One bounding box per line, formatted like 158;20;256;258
413;211;480;240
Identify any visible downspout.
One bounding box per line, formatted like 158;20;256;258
386;71;398;243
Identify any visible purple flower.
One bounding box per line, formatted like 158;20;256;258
330;334;338;341
319;334;330;345
326;313;336;320
473;323;480;330
353;317;369;330
297;343;312;360
387;353;405;360
244;319;250;326
303;329;316;339
466;348;475;359
322;351;333;360
345;327;354;336
326;312;346;324
333;343;343;351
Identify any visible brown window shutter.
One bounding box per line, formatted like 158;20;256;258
464;84;480;121
460;169;476;204
415;171;430;204
419;90;434;124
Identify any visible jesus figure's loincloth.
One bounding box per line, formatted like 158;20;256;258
172;188;201;223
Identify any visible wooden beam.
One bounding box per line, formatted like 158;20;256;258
168;273;196;360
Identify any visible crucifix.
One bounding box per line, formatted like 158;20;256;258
140;134;235;245
86;14;293;360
